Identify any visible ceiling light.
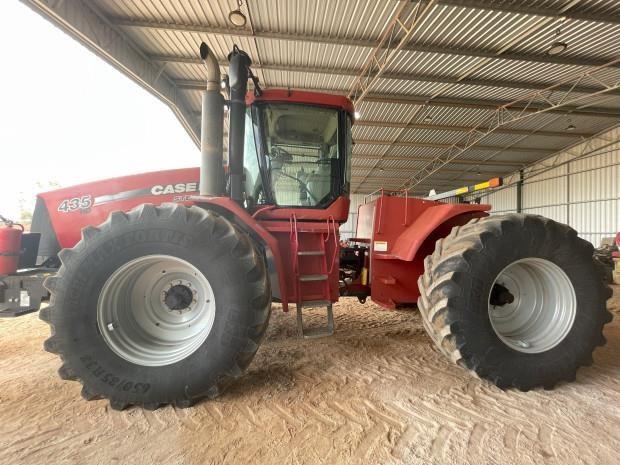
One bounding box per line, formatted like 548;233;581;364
354;111;361;120
547;41;568;55
566;122;576;131
379;167;385;172
220;75;229;89
228;1;247;28
423;114;432;123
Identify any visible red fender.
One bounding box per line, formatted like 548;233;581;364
190;196;290;311
390;203;490;262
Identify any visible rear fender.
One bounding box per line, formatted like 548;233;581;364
391;204;489;262
191;196;288;311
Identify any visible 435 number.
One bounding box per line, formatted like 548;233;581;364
57;195;93;213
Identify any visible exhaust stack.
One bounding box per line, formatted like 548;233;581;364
199;42;224;196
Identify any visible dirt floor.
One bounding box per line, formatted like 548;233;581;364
1;284;619;465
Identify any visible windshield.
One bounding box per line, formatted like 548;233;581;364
243;103;349;207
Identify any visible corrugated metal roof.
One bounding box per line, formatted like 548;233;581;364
24;0;620;194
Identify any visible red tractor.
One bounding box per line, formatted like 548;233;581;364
37;45;611;410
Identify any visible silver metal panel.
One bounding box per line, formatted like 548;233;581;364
340;194;367;239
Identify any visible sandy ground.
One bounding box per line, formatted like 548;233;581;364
1;284;619;465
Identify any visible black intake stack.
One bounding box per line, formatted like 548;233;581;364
227;46;252;204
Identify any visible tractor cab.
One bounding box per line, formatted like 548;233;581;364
243;90;354;210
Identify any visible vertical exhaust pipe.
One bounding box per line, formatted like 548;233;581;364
199;42;224;196
227;46;252;204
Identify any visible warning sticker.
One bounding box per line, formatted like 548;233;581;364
373;241;388;252
20;290;30;308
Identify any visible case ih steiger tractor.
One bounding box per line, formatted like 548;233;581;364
25;45;611;410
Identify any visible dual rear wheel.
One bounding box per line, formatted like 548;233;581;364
418;214;612;390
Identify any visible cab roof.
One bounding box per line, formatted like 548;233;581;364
246;89;355;118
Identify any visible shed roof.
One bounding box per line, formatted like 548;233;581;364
22;0;620;194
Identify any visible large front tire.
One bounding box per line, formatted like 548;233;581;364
41;203;271;410
418;214;612;390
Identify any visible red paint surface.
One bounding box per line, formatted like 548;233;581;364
37;169;493;312
246;88;355;117
0;225;23;275
38;167;200;249
356;195;489;308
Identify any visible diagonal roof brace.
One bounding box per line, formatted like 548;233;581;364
399;56;620;191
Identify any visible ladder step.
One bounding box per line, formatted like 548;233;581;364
299;300;331;308
299;274;328;282
297;250;325;256
302;327;335;339
296;303;335;339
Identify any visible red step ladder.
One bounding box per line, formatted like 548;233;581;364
290;214;337;339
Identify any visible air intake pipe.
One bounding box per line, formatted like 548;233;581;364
227;46;252;204
199;42;224;196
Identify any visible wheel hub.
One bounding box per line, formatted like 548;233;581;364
97;255;216;367
488;258;576;354
162;281;196;313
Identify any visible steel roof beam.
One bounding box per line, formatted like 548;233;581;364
351;154;523;166
355;177;483;184
353;166;505;175
360;93;620;117
354;120;592;138
21;1;201;146
178;80;620;117
115;19;619;69
347;0;438;104
435;0;620;25
151;55;620;97
355;139;552;153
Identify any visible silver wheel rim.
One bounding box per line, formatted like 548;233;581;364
97;255;216;366
488;258;576;354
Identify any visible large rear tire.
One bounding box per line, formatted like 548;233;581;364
418;214;612;390
41;203;271;410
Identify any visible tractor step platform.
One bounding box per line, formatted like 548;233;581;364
299;274;328;282
0;307;39;318
297;250;325;256
296;302;334;339
299;299;331;308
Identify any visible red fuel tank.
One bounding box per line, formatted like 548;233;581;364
0;223;23;275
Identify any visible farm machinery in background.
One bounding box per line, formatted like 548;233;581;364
2;44;611;410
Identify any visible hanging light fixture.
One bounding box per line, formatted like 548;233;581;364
547;18;568;55
566;121;576;131
354;111;361;120
548;41;568;55
423;113;432;123
228;0;247;28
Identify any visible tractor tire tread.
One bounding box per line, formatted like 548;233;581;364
418;213;613;390
41;203;271;410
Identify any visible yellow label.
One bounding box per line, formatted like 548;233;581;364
474;181;490;191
